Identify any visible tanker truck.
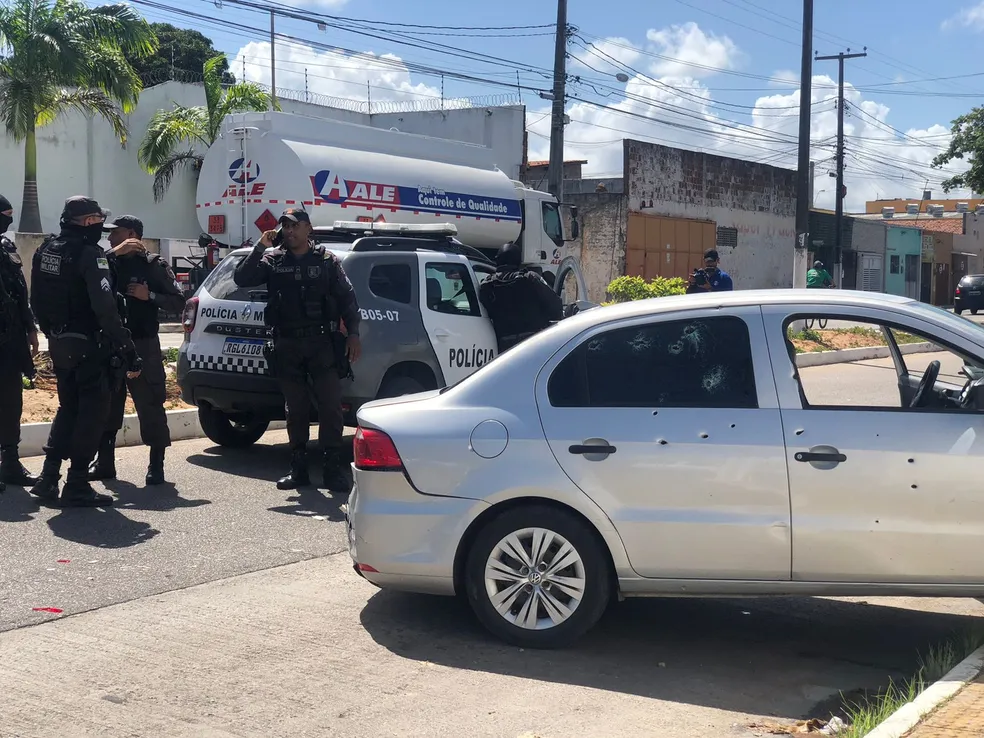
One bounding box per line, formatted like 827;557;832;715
194;111;579;283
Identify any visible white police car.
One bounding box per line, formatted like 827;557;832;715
177;222;588;446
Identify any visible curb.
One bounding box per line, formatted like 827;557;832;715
795;342;938;368
20;409;286;458
863;644;984;738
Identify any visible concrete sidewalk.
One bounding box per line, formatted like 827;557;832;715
904;673;984;737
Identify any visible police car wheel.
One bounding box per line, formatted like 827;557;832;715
377;375;428;399
464;505;612;649
198;404;270;448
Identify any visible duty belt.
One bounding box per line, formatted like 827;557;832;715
277;322;339;339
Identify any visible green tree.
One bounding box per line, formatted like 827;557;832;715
931;106;984;194
0;0;156;233
138;53;277;202
125;23;235;86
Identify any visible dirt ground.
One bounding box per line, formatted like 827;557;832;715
19;352;193;425
790;327;922;354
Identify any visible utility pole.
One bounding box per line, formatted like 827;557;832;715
546;0;568;200
793;0;813;290
816;47;866;266
269;10;277;110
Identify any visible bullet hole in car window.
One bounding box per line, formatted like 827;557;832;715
548;316;759;409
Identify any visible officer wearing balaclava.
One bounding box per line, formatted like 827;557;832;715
28;196;143;507
478;241;564;353
0;194;41;493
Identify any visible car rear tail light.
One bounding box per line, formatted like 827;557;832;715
353;427;403;471
183;297;199;334
956;287;962;295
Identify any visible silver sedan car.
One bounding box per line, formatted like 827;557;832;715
345;289;984;648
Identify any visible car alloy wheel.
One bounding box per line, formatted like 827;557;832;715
484;527;586;630
464;505;611;648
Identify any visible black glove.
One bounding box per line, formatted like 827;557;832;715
126;351;143;374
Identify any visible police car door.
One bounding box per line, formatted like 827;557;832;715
417;254;497;385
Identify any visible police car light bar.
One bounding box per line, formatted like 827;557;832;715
331;221;459;237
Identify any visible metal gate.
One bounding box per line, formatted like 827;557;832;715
859;252;884;292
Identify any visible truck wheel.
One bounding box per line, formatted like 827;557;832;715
464;505;611;649
198;405;269;448
377;375;427;399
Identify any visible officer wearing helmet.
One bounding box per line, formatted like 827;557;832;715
478;241;563;353
28;196;143;507
0;194;40;493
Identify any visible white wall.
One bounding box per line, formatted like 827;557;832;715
624;139;798;289
0;82;526;241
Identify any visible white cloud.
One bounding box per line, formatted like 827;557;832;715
570;37;641;77
942;2;984;30
769;69;800;88
233;39;442;106
645;22;742;78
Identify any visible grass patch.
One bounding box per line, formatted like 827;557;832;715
162;347;179;363
787;326;927;354
838;628;984;738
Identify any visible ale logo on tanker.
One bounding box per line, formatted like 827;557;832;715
221;158;267;198
311;169;400;207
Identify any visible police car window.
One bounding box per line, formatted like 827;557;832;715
369;263;412;304
425;263;481;317
548;316;758;408
201;255;255;302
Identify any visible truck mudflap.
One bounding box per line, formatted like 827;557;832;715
554;256;598;314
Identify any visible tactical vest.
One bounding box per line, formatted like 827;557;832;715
31;235;101;337
265;244;338;332
0;236;22;343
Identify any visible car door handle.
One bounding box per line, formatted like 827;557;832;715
434;329;450;339
795;451;847;463
569;444;617;455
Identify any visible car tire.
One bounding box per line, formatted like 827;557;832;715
198;405;270;448
464;505;611;649
377;375;428;399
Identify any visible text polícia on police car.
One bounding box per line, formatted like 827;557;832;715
449;345;494;368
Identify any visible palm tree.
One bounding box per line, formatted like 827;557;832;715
0;0;156;233
139;54;277;202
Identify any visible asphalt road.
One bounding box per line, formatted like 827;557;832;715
3;359;984;736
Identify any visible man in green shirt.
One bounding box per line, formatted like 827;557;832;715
806;260;835;289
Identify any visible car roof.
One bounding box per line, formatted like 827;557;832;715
225;244;468;260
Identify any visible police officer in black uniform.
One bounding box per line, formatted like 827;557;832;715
88;215;186;486
0;195;41;493
233;207;361;493
479;241;563;353
29;196;143;507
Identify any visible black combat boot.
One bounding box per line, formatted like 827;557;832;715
322;447;351;494
58;462;113;507
0;445;40;487
88;435;117;480
146;447;166;486
29;453;63;503
276;449;310;490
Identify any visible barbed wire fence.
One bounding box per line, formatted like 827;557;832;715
139;68;522;114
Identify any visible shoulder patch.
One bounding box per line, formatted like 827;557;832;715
95;257;110;270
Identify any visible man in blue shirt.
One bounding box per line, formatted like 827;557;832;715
687;249;734;293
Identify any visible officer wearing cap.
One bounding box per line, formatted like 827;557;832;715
0;194;41;493
87;215;186;486
28;196;143;507
233;206;362;493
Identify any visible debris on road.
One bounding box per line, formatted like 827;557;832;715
748;716;847;734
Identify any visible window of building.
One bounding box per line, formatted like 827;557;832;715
368;263;412;304
716;226;738;250
548;316;759;408
890;254;901;274
424;262;481;317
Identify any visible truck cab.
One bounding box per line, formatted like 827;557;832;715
177;221;591;447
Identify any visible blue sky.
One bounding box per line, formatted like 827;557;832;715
132;0;984;209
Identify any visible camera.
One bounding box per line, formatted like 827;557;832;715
692;268;708;286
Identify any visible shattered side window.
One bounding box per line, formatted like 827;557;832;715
548;316;758;408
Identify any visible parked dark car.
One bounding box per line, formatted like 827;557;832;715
955;274;984;315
